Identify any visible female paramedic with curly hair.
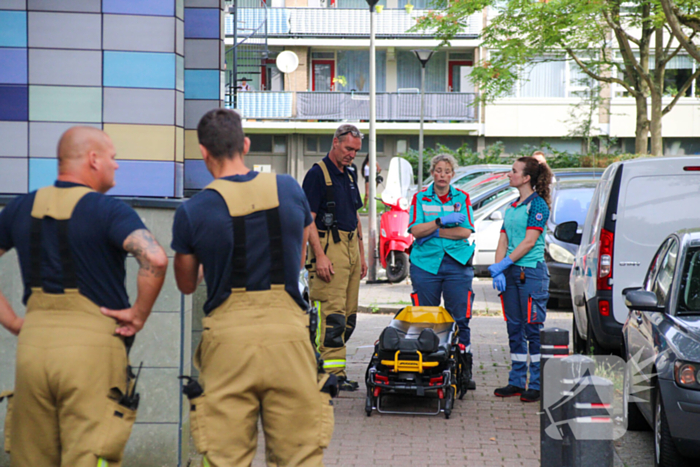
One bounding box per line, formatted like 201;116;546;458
490;156;553;403
408;153;476;390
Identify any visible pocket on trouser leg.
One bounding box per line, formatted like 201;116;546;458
93;398;137;462
316;375;335;449
188;395;209;455
528;291;548;324
0;390;13;454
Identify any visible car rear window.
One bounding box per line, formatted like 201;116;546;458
552;187;595;225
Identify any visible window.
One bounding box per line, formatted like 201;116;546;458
613;53;698;98
679;247;700;314
506;57;599;98
306;135;335;154
248;135;287;154
653;239;678;306
336;50;386;92
397;51;447;93
552;187;595;226
644;240;671;292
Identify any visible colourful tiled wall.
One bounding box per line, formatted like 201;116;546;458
183;0;225;191
0;0;224;197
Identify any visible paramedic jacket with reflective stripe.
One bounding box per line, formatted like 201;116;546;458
408;184;475;275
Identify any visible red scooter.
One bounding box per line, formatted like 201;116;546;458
379;157;415;283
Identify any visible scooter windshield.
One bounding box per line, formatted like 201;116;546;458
381;157;415;206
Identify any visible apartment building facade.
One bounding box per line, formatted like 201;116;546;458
185;0;700;195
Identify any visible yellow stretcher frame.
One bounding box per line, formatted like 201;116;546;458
379;306;455;373
380;350;440;373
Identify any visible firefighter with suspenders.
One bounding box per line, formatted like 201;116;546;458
172;109;335;466
302;124;368;391
0;126;168;466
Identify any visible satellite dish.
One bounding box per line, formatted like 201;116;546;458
276;51;299;74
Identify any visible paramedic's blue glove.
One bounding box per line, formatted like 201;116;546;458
416;229;439;246
440;213;466;225
488;257;514;278
492;273;506;292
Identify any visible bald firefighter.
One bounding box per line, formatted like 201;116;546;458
0;126;168;466
172;109;335;466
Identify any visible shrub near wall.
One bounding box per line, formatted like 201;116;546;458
401;142;648;184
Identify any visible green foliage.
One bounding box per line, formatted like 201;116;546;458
398;140;646;184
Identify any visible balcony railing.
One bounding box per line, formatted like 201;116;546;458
237;91;294;119
229;91;477;122
225;8;482;38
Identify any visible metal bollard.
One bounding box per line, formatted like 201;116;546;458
540;328;569;467
565;373;614;466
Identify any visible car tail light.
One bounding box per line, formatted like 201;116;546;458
597;228;614;291
599;300;610;317
683;166;700;172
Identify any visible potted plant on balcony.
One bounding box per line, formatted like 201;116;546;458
332;75;347;91
405;2;414;14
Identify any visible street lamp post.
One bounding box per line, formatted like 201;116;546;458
366;0;379;282
412;49;434;191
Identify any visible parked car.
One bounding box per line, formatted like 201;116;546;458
544;175;601;307
559;157;700;355
407;164;510;201
622;229;700;465
470;190;519;275
469;169;601;275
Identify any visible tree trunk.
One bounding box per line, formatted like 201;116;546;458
634;94;649;155
650;91;663;156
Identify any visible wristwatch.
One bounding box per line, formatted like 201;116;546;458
435;218;442;228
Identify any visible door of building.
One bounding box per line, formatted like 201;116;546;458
312;60;334;91
448;60;473;93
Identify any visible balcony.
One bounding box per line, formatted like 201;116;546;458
230;91;478;122
226;8;482;38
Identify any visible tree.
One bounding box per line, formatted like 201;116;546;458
416;0;700;156
659;0;700;63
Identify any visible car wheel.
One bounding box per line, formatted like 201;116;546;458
548;297;559;309
622;341;650;431
572;311;586;354
585;311;605;355
654;388;688;467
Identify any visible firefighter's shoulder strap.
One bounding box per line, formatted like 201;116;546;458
205;173;285;290
314;160;341;245
29;186;93;291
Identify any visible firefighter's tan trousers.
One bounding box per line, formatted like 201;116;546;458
308;230;361;377
9;290;134;467
191;288;334;467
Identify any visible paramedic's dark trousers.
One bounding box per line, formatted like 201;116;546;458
409;255;475;350
500;261;549;391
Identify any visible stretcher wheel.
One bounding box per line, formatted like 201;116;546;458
444;386;455;419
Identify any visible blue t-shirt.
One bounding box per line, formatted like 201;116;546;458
171;172;313;314
302;155;363;232
0;181;146;309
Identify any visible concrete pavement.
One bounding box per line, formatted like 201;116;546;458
242;276;655;466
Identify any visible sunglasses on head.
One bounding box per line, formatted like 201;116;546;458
337;130;360;139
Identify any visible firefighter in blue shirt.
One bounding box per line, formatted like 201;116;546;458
490;156;553;403
0;126;168;466
408;154;477;390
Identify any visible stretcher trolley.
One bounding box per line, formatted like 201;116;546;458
364;306;469;419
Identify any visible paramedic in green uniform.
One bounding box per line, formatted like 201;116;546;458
408;153;477;389
490;156;552;403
